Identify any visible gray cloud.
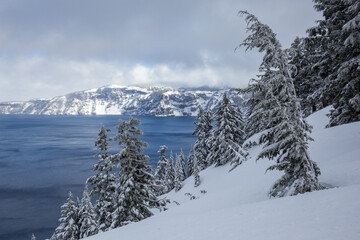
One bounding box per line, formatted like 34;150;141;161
0;0;321;101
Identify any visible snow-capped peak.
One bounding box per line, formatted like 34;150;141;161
0;85;243;116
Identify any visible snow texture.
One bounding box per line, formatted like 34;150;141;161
85;107;360;240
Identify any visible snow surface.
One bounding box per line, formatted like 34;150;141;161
86;107;360;240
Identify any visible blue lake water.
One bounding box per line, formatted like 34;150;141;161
0;115;196;240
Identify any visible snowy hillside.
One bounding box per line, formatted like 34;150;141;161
0;86;243;116
86;107;360;240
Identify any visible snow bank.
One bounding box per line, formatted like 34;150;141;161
86;107;360;240
308;107;360;187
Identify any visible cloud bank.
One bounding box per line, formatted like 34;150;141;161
0;57;257;101
0;0;321;101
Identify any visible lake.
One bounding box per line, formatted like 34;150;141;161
0;115;196;240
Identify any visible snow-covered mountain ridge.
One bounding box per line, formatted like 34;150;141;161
86;107;360;240
0;86;243;116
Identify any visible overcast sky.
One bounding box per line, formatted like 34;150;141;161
0;0;322;101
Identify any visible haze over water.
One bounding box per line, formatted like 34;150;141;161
0;115;196;240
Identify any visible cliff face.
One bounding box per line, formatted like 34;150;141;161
0;86;243;116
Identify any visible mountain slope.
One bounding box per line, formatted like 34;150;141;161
0;86;243;116
86;107;360;240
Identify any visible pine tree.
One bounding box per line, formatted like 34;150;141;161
238;11;325;197
193;155;201;187
207;93;247;167
174;152;186;191
31;233;36;240
236;106;246;145
306;1;347;112
86;126;115;231
187;145;195;176
325;0;360;126
307;0;360;126
193;107;213;170
179;149;187;179
78;185;98;239
165;150;175;192
75;197;81;232
111;117;162;228
155;145;168;194
241;76;281;141
55;192;79;240
288;37;325;117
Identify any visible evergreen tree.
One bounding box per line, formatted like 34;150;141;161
236;106;246;145
179;149;187;179
306;1;347;111
31;233;36;240
193;107;213;170
174;153;186;191
241;77;280;141
75;197;81;231
207;93;247;167
165;150;175;192
193;155;201;187
307;0;360;126
155;145;168;194
325;0;360;126
86;126;115;231
78;185;98;239
238;11;324;197
288;36;325;117
187;145;195;176
55;192;79;240
111;117;162;228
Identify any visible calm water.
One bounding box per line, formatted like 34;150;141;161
0;115;196;240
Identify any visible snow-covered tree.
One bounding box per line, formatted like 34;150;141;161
207;93;247;167
31;233;36;240
86;126;115;231
155;145;168;194
55;192;79;240
179;149;187;179
236;106;246;144
78;185;98;238
111;117;162;228
307;0;360;126
75;197;81;229
165;150;175;192
193;107;213;170
187;145;195;176
305;1;347;112
238;11;324;197
193;155;201;187
288;37;325;117
242;80;267;139
325;0;360;126
174;152;186;191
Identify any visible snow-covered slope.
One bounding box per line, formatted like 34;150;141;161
86;107;360;240
0;86;243;116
